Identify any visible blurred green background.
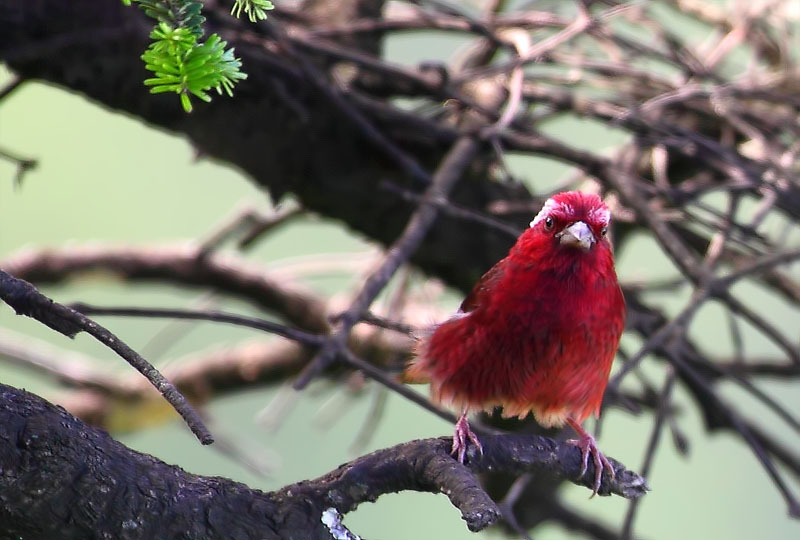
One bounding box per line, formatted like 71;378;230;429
2;23;800;539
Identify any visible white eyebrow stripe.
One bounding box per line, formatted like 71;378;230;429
589;206;611;225
529;197;559;228
529;195;612;228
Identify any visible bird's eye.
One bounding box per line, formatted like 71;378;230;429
601;226;608;237
544;217;554;231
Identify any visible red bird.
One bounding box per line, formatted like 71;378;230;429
407;191;625;494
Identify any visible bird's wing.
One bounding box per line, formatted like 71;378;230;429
459;259;507;312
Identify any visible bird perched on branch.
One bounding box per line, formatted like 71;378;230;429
406;191;626;495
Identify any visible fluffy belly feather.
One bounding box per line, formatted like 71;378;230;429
409;309;616;428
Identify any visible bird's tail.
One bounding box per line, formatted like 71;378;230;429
400;362;431;384
400;336;432;384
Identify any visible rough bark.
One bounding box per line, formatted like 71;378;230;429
0;383;646;540
3;0;800;535
0;0;533;292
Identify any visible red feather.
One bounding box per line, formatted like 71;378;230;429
408;191;626;429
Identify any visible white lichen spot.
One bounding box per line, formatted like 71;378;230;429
322;507;362;540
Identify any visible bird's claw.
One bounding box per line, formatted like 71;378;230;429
567;433;615;497
451;414;482;464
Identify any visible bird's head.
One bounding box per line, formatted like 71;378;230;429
528;191;611;252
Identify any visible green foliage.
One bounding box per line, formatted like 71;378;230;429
123;0;271;113
127;0;205;36
231;0;274;22
141;23;246;113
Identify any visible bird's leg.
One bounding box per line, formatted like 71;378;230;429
566;416;615;497
451;410;483;463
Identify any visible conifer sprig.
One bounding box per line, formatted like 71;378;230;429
123;0;271;112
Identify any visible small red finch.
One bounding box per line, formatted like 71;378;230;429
407;191;625;494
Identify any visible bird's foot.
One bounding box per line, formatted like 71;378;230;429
567;432;615;497
451;413;482;464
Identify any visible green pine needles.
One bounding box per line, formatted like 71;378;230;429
140;23;246;113
125;0;206;36
231;0;274;22
123;0;274;112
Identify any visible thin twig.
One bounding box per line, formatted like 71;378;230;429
293;135;481;389
61;302;477;434
621;369;676;539
66;303;325;346
380;179;521;238
0;146;38;186
0;76;24;100
0;270;213;445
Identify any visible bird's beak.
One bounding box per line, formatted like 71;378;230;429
557;221;595;250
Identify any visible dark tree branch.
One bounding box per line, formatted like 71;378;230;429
0;0;532;293
0;144;37;186
0;383;646;539
1;244;330;332
68;303;326;346
0;270;212;445
2;299;662;446
294;135;482;389
2;0;799;535
621;369;677;539
58;302;464;432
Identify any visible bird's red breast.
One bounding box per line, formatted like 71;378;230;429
407;191;626;428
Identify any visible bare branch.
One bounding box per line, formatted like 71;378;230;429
294;135;481;389
0;383;646;538
0;270;212;445
1;244;329;332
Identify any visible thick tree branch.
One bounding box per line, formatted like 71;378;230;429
2;0;799;535
0;0;531;291
0;383;646;539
